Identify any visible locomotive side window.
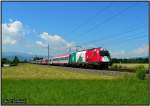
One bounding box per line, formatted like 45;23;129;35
100;50;110;56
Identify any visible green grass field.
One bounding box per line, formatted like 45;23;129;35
2;64;149;104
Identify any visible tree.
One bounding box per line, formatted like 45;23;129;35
23;59;28;63
33;57;43;61
2;58;10;66
12;56;20;66
112;57;148;63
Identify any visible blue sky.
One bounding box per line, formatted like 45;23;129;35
2;2;149;58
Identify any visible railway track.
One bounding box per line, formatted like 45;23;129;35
46;65;136;77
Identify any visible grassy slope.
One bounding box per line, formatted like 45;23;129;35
2;64;115;80
2;63;149;104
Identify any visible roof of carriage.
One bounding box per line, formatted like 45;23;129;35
53;53;70;58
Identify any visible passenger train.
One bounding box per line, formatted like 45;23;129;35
31;47;112;69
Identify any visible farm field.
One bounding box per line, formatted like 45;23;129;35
110;63;149;72
2;63;149;104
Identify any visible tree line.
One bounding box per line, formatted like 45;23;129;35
111;57;148;63
1;56;28;67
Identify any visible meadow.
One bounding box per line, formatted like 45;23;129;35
110;63;149;72
2;64;149;105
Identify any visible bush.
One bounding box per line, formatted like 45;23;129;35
118;65;122;69
2;58;11;67
123;66;127;69
111;64;118;70
10;63;17;66
136;65;146;80
111;64;123;70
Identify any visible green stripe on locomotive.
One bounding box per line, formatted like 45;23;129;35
76;51;86;63
69;52;77;63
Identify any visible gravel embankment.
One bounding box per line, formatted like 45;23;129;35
47;65;136;77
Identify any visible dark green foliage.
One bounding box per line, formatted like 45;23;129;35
111;64;122;70
1;58;11;66
118;65;122;69
33;57;43;61
2;58;10;64
112;57;148;63
112;64;118;70
23;59;28;63
11;56;20;66
136;65;146;80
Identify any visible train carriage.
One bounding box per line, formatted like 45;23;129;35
52;54;70;65
41;59;49;65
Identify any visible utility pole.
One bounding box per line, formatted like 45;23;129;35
68;48;71;53
75;46;78;52
48;44;49;60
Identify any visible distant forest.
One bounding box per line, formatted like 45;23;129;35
111;57;148;63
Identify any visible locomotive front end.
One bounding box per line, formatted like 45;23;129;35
99;48;112;68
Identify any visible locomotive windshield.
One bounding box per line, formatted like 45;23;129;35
100;50;110;56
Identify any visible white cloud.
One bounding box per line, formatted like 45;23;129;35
36;41;47;48
3;20;23;35
2;20;23;45
111;44;149;58
28;52;33;55
38;32;75;51
9;18;13;22
132;44;148;56
3;39;16;45
40;32;66;44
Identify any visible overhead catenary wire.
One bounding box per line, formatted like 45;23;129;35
78;29;148;51
88;28;146;46
51;3;145;56
106;35;148;50
76;3;138;38
67;3;140;50
78;23;146;46
67;3;112;35
82;35;147;58
99;34;148;48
